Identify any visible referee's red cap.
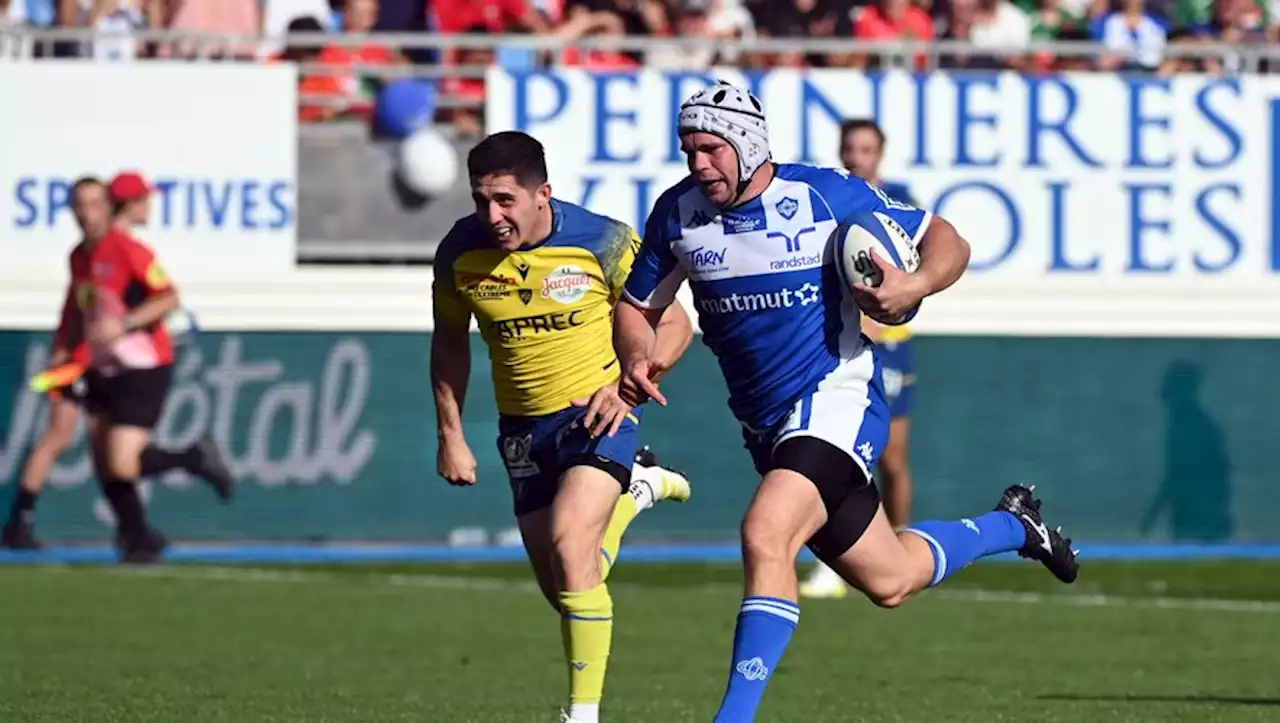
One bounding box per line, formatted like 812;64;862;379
108;172;152;203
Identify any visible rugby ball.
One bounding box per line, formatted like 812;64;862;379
832;211;922;324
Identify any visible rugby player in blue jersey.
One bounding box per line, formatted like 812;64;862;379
614;82;1080;722
802;118;920;599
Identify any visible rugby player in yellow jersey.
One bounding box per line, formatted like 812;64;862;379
802;119;918;599
431;131;694;723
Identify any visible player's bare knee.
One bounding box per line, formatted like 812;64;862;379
550;532;603;591
41;419;78;453
862;574;916;609
740;515;800;570
41;430;75;455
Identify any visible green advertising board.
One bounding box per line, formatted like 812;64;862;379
2;331;1278;543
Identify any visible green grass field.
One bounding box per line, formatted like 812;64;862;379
2;560;1279;722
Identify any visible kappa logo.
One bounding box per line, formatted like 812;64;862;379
689;209;713;228
775;196;799;220
518;289;533;305
856;441;874;463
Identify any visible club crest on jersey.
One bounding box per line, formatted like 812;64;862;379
775;196;799;220
518;289;533;305
541;265;592;304
502;433;539;478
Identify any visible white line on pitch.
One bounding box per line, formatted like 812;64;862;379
84;564;1280;615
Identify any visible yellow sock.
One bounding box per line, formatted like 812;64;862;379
599;492;641;580
560;583;614;706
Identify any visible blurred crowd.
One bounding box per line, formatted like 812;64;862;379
1;0;1276;133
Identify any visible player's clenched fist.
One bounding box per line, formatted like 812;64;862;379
619;358;668;408
437;435;478;486
851;249;929;324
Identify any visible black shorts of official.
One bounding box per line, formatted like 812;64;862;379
48;377;89;407
751;435;882;565
83;365;173;430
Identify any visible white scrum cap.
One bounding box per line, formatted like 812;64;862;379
677;81;771;188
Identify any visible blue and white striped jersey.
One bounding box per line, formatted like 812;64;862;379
623;163;931;432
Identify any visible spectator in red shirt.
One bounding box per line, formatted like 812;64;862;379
438;23;495;138
560;11;644;69
432;0;546;136
753;0;846;68
52;171;234;563
850;0;935;69
432;0;547;33
293;0;405;124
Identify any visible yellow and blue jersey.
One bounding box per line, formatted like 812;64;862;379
432;198;642;417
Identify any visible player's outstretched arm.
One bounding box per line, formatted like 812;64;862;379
430;314;477;486
650;301;693;381
614;300;668;407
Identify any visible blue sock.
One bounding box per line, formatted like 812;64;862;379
712;596;799;723
907;511;1027;585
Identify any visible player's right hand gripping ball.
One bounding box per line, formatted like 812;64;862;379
832;210;922;325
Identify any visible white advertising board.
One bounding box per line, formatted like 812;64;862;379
486;69;1280;336
0;63;298;277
